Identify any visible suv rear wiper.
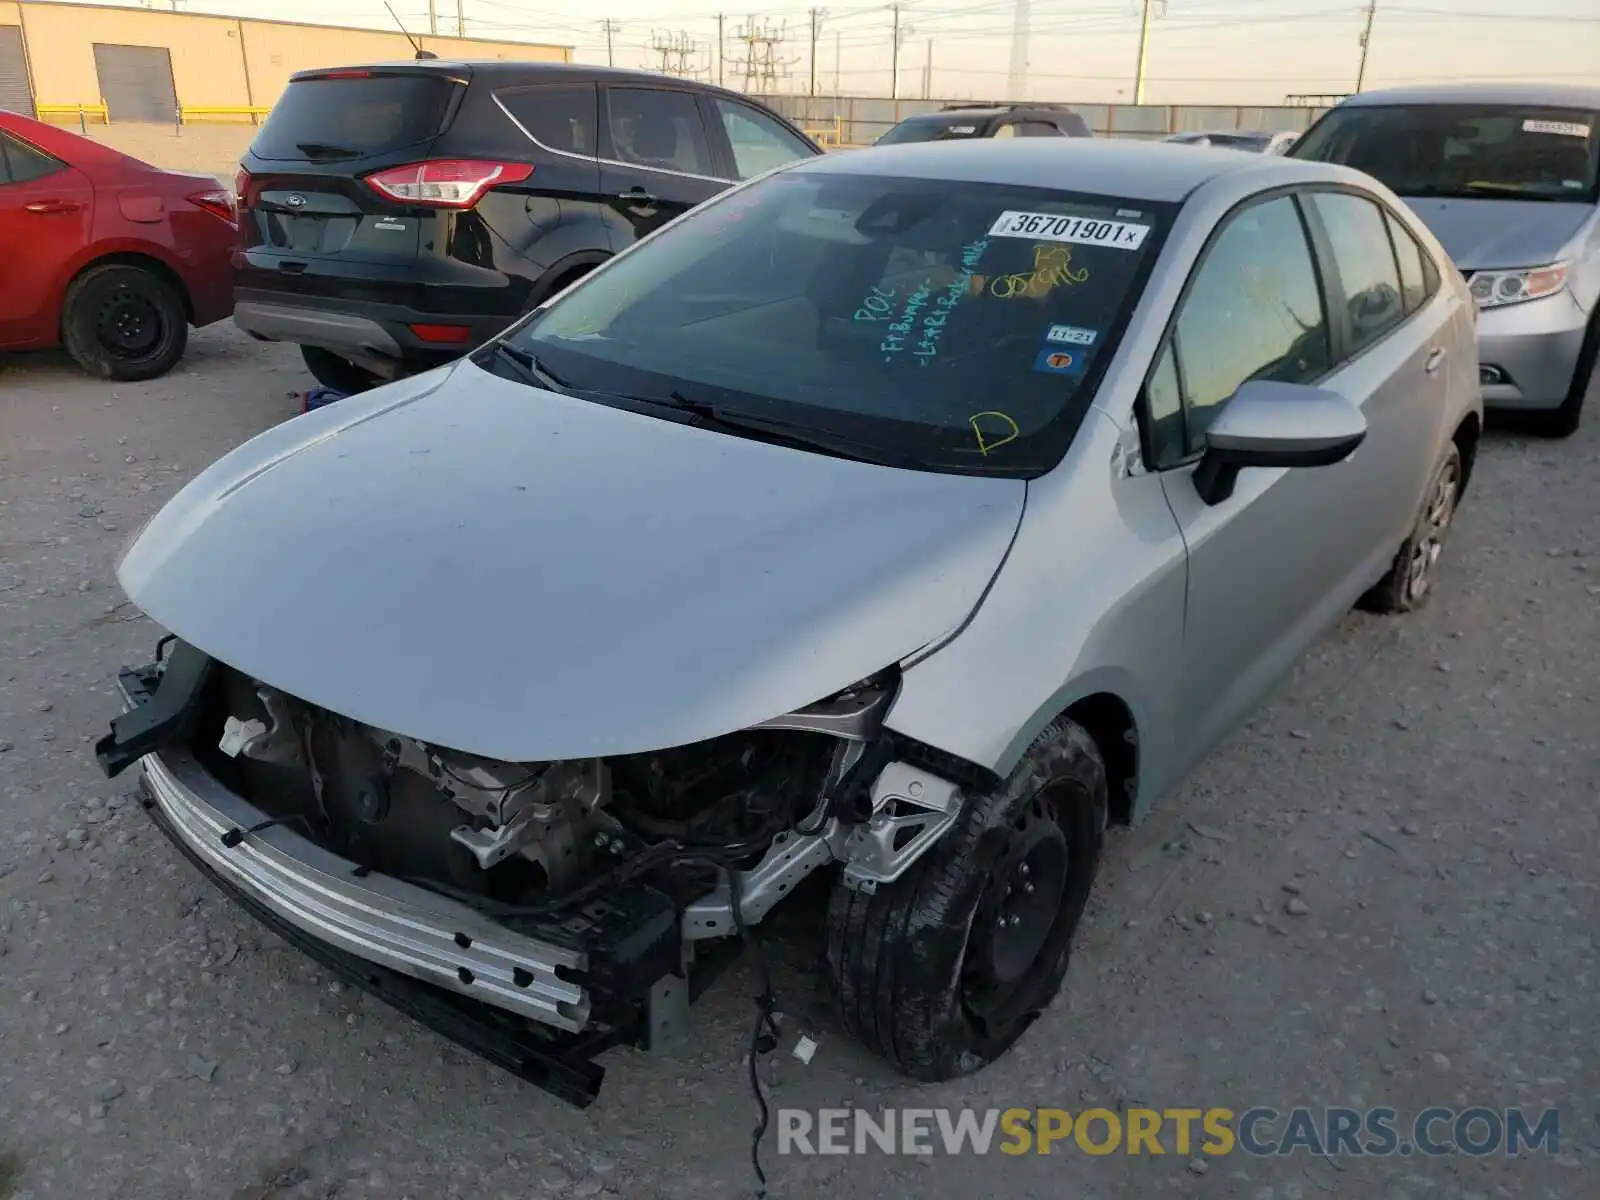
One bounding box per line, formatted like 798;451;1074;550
295;141;360;159
653;390;919;468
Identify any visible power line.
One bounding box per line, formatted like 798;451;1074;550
728;17;799;94
651;28;707;77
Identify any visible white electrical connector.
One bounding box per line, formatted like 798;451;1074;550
217;716;267;758
792;1035;818;1065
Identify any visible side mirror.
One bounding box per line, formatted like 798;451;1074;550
1193;380;1367;506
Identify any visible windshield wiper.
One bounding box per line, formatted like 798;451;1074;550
1456;181;1579;201
477;342;572;392
295;141;360;159
652;390;921;468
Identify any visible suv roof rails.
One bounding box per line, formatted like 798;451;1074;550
937;101;1078;113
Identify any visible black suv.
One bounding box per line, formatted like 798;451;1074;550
875;103;1092;145
233;61;822;390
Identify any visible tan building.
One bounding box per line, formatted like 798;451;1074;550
0;0;570;124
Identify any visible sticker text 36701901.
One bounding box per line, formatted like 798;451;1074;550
989;211;1150;251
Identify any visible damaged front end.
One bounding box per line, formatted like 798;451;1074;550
97;638;988;1106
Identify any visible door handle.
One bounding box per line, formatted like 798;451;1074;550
1424;347;1446;375
24;199;81;215
617;189;657;207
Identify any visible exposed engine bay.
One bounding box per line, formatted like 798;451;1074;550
97;640;977;1111
202;665;850;912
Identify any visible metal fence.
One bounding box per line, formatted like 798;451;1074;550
761;94;1335;149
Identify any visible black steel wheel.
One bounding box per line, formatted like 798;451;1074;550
826;718;1107;1080
61;263;188;381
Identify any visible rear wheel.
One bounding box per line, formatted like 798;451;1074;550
1358;442;1462;614
300;345;382;394
61;264;188;381
825;718;1107;1080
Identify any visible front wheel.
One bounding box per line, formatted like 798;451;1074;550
61;264;188;381
825;718;1107;1081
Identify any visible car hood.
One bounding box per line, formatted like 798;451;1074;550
119;361;1025;762
1398;196;1595;270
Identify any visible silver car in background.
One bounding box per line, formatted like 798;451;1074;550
1291;83;1600;436
1164;129;1298;154
97;140;1480;1099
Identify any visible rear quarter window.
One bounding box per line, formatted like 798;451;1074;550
497;84;597;156
250;74;459;161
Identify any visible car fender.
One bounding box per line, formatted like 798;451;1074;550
883;411;1189;814
54;236;191;313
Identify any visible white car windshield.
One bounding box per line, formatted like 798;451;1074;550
507;170;1171;475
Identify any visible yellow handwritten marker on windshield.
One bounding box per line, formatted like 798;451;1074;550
970;410;1020;455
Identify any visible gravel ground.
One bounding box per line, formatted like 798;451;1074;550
1;326;1596;1200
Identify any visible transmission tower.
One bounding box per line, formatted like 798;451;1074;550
652;29;706;78
729;17;798;94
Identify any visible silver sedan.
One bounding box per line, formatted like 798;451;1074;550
98;138;1480;1098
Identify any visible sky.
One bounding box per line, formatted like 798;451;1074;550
79;0;1600;104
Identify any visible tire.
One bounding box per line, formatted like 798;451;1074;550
825;718;1108;1081
300;345;382;394
1357;442;1463;614
61;263;188;382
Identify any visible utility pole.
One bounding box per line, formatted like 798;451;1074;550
833;30;840;95
716;14;725;85
456;0;465;38
922;38;931;99
601;18;618;67
730;18;796;95
652;30;703;78
890;4;900;100
1355;0;1376;92
1133;0;1163;105
1007;0;1028;101
808;8;823;97
427;0;437;36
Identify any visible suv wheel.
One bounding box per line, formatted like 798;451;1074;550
62;264;188;381
825;718;1107;1080
301;346;382;394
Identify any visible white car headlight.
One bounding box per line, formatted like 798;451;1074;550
1468;263;1568;309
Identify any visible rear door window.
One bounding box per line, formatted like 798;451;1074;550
1384;209;1432;314
605;87;713;177
250;74;459;161
1306;191;1406;354
0;132;64;185
498;84;598;156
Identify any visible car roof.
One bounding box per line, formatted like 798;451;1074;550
898;105;1072;121
1336;82;1600;110
0;108;169;177
289;59;753;100
793;137;1343;203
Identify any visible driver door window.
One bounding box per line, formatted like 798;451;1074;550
605;87;713;177
1151;194;1331;463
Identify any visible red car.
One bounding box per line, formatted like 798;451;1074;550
0;111;236;380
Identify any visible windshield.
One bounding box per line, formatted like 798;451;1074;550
251;74;459;161
1291;103;1600;202
876;117;988;145
505;170;1170;475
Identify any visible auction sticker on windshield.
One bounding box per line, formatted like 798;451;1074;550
989;211;1151;250
1522;119;1591;138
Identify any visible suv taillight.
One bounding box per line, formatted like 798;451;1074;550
365;159;533;209
187;189;238;226
233;168;251;216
